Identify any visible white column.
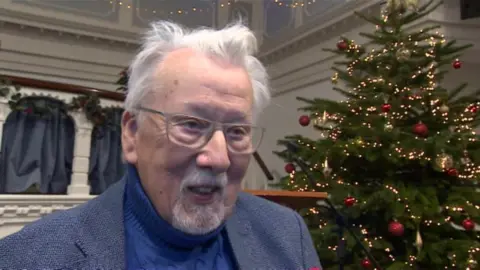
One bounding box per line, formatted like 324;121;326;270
0;98;12;146
67;112;93;195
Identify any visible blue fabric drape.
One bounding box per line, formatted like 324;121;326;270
89;108;124;195
0;97;75;194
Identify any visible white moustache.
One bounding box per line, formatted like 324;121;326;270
180;168;228;191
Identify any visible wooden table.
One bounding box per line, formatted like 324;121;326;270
245;190;328;211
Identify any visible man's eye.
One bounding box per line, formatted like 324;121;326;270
227;126;249;137
178;119;209;131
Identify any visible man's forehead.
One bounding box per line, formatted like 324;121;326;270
183;100;251;120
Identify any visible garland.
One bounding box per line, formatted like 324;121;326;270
116;68;128;92
0;77;124;126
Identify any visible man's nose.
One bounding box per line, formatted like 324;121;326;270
196;130;231;173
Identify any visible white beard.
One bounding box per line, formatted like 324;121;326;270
171;163;231;235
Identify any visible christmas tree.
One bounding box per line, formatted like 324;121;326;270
275;0;480;269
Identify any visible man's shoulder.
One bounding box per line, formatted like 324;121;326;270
0;203;89;268
237;191;301;225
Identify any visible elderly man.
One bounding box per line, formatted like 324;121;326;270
0;21;321;269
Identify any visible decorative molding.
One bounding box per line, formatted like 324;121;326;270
11;0;120;22
0;7;141;46
258;0;382;65
0;195;94;226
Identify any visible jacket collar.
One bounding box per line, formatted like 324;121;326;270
65;176;254;270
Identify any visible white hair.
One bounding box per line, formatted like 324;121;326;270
124;21;271;122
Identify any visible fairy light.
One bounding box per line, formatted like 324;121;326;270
283;5;480;269
106;0;320;16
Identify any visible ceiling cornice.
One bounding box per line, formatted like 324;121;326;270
258;0;384;65
0;7;141;46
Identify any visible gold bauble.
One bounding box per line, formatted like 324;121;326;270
355;137;364;145
439;104;449;113
384;123;394;131
331;73;339;84
396;48;411;62
435;153;454;169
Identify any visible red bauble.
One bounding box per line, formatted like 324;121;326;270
447;168;458;177
453;59;462;69
361;258;372;269
381;103;392;113
284;163;295;174
412;122;428;137
299;115;311;126
462;218;475;231
468;105;479;113
388;221;405;237
344;196;356;207
337;40;348;51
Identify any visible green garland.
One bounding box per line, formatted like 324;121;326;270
116;68;128;92
0;77;117;126
0;69;129;126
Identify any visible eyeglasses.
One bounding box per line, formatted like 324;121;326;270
137;106;265;154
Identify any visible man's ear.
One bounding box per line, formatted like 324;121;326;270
121;111;138;164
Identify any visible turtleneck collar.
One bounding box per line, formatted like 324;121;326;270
123;163;225;249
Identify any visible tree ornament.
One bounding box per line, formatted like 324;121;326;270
396;48;411;62
284;163;295;174
337;40;348;51
299;115;310;126
453;59;462;69
467;255;478;269
384;122;394;131
415;229;423;251
439;104;449;113
462;218;475;231
412;122;428;137
446;168;458;177
313;111;328;127
322;158;332;178
361;258;372;269
381;103;392;113
344;196;356;207
388;221;405;236
435;153;454;169
460;150;471;165
468;104;479;113
331;73;338;84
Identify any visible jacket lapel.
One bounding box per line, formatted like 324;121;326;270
226;193;257;270
65;177;127;270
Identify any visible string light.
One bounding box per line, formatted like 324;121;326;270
103;0;323;18
285;7;480;269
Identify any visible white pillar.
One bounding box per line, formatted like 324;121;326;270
0;98;12;146
67;112;93;195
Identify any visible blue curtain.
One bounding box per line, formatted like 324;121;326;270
0;97;75;194
89;108;124;195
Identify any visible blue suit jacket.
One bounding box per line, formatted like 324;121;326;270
0;178;321;270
